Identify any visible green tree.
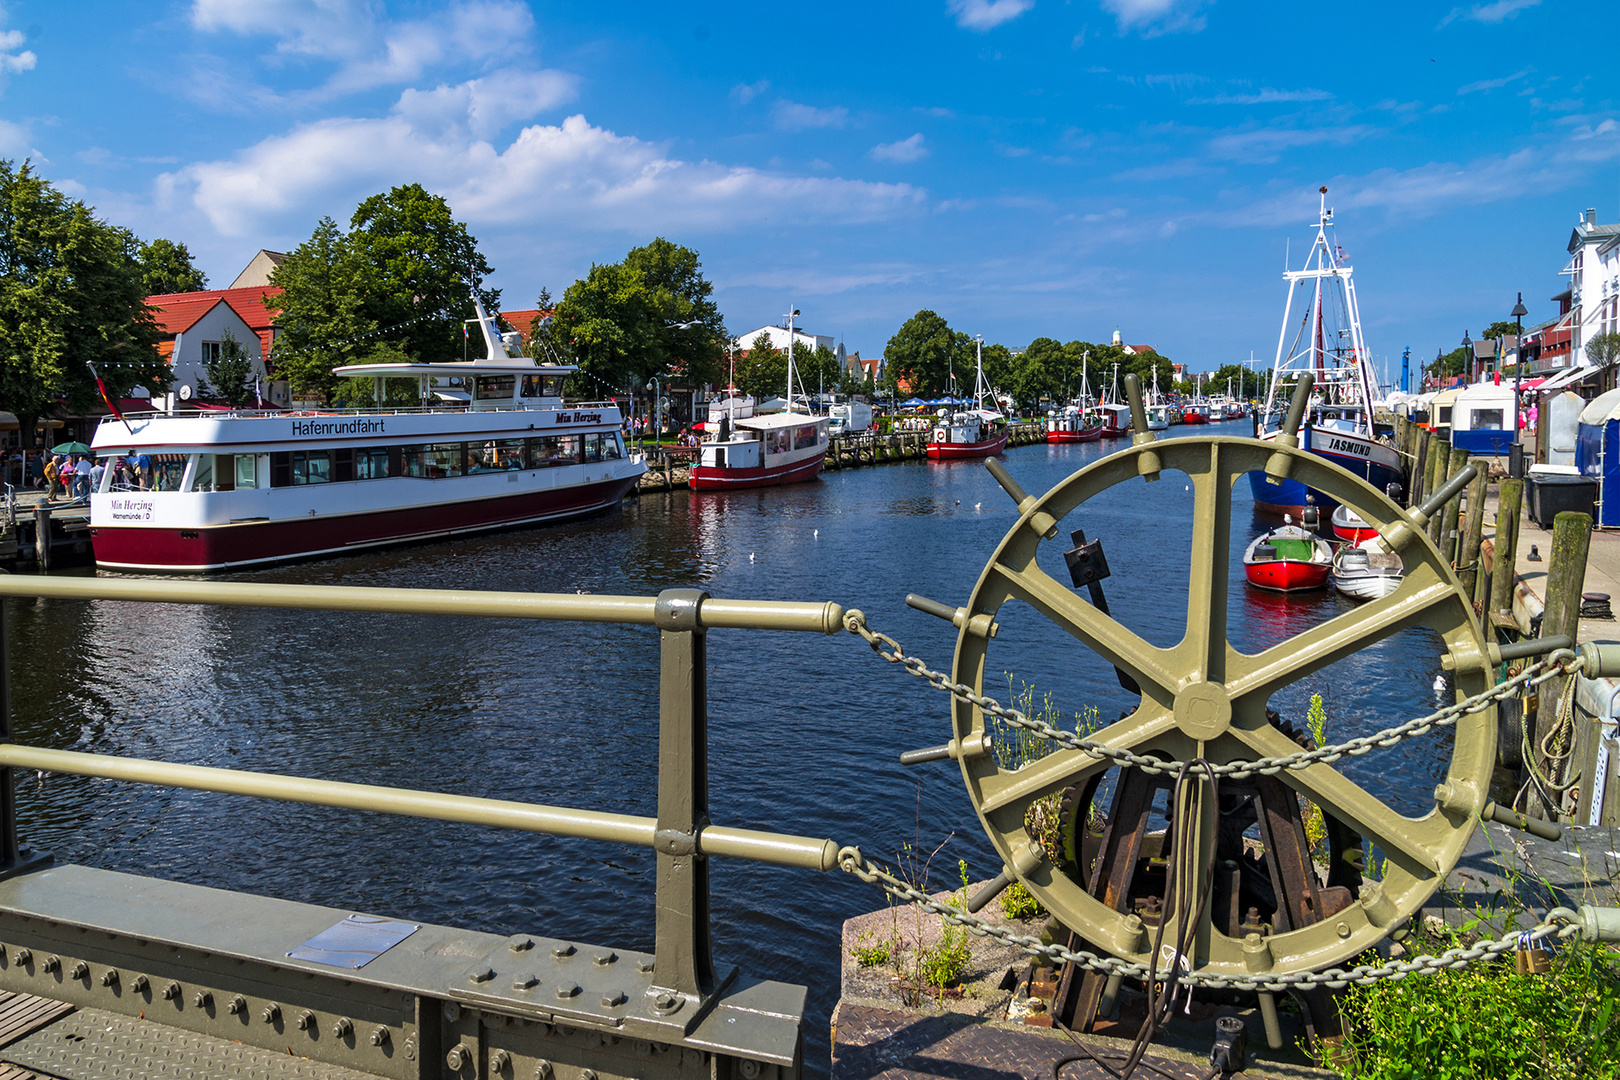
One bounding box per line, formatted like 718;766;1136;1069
734;333;787;401
1427;346;1468;380
201;328;257;408
1482;320;1519;342
1587;331;1620;389
267;216;376;402
1013;338;1064;406
345;183;499;366
883;310;967;398
0;160;167;446
137;238;208;295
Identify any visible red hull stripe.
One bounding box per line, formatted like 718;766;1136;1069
689;454;825;491
1244;561;1330;592
91;476;640;572
1332;525;1378;543
1046;427;1104;443
926;434;1009;460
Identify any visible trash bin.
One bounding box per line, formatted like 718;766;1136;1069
1526;465;1596;528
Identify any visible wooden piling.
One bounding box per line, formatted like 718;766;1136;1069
1425;438;1449;544
1439;446;1469;561
1411;427;1431;505
32;505;50;572
1458;467;1488;600
1527;510;1592;820
1488;478;1525;621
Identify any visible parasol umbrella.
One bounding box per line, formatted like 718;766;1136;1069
51;441;91;455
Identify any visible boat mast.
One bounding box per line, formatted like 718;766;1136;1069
785;306;801;415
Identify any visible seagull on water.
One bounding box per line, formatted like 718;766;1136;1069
749;552;756;563
1433;673;1446;699
813;529;819;539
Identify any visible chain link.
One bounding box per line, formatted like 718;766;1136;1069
843;609;1583;779
836;846;1582;990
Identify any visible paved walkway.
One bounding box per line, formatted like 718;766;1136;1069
1482;485;1620;646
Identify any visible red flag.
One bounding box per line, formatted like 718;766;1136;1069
1494;369;1501;386
87;362;132;433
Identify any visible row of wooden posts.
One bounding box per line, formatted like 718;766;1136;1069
631;422;1048;492
1392;414;1597;823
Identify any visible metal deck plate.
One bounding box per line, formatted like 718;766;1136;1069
288;915;421;969
1;1005;383;1080
0;992;74;1051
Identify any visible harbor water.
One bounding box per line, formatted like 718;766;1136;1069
9;421;1462;1074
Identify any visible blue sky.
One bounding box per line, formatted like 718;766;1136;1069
2;1;1617;378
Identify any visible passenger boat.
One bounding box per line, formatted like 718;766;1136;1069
1330;541;1404;601
691;308;828;490
1045;405;1104;443
1248;188;1404;516
1329;504;1379;543
88;296;646;573
927;337;1008;460
1242;521;1332;592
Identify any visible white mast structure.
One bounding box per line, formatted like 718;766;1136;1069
785;306;804;414
1260;186;1377;437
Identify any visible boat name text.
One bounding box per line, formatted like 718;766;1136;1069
291;418;387;437
556;411;604;424
108;498;154;522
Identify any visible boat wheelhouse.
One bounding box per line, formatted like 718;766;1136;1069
927;337;1008;461
88;297;646;572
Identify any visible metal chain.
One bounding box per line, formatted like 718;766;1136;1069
843;609;1584;779
836;845;1583;990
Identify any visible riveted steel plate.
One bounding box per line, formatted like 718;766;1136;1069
1;1005;381;1080
288;915;420;969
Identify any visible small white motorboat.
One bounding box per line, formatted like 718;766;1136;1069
1330;541;1404;601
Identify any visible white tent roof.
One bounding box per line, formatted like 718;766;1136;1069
1578;387;1620;426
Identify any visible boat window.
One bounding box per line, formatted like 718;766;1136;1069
270;452;292;487
1472;408;1504;430
467;443;497;473
475;375;515;401
1438;406;1452;424
426;443;465;478
793;424;820;449
520;374;563;398
767;429;788;454
189;454;214;492
582;433;606;463
152;455;186;491
603;433;624;460
491;439;526;469
402;446;429;478
544;375;565;397
292;450;331;485
234;454;257;489
211;455;235;491
356;448;390;479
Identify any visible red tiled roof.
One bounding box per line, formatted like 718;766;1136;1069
497;309;553;344
146;285;284;358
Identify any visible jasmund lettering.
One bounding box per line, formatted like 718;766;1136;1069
291;418;386;437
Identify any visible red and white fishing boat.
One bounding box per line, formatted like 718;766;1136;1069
1180;402;1211;425
1045;405;1104;443
88;296;646;573
1242;521;1332;592
691;306;828;490
1329;504;1379;544
928;337;1008;460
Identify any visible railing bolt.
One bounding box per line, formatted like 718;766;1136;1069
41;955;59;973
601;991;625;1007
652;991;682;1015
161;982;180;1000
262;1003;281;1023
446;1044;474;1071
512;973;538;989
193;991;211;1008
740;1060;762;1080
510;937;534;952
131;975;148;992
403;1034;418;1061
635;958;654;975
469;965;495;983
99;969;118;987
551;943;575;958
227;995;246;1015
490;1049;511;1073
332;1017;353;1038
369;1026;390;1047
555;983;580;1000
533;1059;553;1080
68;962;88;980
593;952;616;967
580;1071;597;1080
12;949;28;965
296;1010;315;1031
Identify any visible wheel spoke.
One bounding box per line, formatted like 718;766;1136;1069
992;558;1180;698
1224;572;1455;708
1231;724;1449;875
977;711;1180;815
1176;443;1233;684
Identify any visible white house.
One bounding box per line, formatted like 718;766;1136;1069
1566;207;1620;363
735;324;837;357
146;287;278;404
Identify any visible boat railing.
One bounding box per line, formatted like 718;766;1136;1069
93;400;624;425
0;576;845;1062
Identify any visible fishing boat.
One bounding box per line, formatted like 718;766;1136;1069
927;337;1008;460
692;307;829;490
1098;363;1131;436
1146;403;1171;431
1330;541;1404;601
1181;401;1211;425
1249;188;1404;516
1045;404;1104;443
1242;521;1332;592
87;295;647;573
1329;504;1379;543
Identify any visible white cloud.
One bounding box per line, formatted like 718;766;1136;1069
395;70;578;139
190;0;532;95
771;100;850;131
1440;0;1541;27
947;0;1035;32
1458;69;1530;95
870;133;929;163
1101;0;1208;35
732;80;769;105
160;112;925;239
0;118;36;157
0;25;34;75
1206;125;1375;162
1192;88;1333;105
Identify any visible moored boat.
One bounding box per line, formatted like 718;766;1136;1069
88;295;646;573
928;336;1008;460
1242;522;1332;592
1045;404;1104;443
1329;504;1379;543
1330;541;1404;601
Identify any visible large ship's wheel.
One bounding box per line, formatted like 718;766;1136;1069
952;432;1492;980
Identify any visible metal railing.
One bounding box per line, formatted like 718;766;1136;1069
94;400;624;425
0;576;846;1019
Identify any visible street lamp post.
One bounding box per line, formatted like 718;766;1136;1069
1462;331;1473;385
1511;292;1529;476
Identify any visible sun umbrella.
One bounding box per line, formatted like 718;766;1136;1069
51;441;91;455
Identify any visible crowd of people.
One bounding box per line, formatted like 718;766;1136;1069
9;448;154;502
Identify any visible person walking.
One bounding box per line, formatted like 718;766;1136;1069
72;455;92;498
43;455;61;502
89;457;105;493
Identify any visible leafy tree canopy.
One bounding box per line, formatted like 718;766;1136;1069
0;159;168;445
137;238;208;295
1587;331;1620;369
1482;320;1520;341
268;216;378;402
883;310;976;398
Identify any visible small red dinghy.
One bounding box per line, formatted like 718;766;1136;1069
1243;521;1332;592
1330;504;1379;544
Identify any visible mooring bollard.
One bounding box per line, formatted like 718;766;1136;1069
1489;478;1525;624
1528;511;1593;820
1459;467;1488;600
32;505;50;572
